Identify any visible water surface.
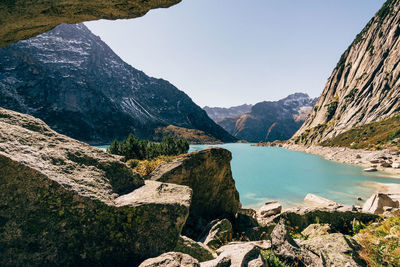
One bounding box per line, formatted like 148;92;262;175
190;143;400;208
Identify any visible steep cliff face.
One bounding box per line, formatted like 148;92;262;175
0;107;192;265
217;93;316;142
0;23;234;144
293;0;400;145
0;0;181;47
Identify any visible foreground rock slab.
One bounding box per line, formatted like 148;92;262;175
139;252;200;267
0;0;181;47
0;108;192;265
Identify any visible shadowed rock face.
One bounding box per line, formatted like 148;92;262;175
293;0;400;145
0;107;192;265
0;0;181;47
149;147;241;238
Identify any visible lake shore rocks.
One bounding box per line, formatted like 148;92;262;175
283;143;400;178
257;201;282;218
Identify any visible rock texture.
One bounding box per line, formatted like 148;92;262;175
0;0;181;47
257;201;282;218
293;0;400;145
0;107;192;265
149;147;241;238
217;93;316;142
0;23;235;144
139;252;200;267
299;233;364;267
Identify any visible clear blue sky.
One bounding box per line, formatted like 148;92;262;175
86;0;385;108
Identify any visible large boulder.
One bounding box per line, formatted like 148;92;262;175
0;0;181;47
362;193;400;215
299;233;364;266
139;252;200;267
0;108;192;266
199;219;233;250
150;147;241;237
175;236;215;262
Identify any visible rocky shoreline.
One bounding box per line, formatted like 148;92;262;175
282;144;400;178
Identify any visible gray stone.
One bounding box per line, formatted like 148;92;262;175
201;242;267;267
175;236;215;262
301;224;331;239
362;193;399;215
257;201;282;218
139;252;200;267
299;233;364;267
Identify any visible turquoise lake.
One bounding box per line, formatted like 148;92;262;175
189;143;400;209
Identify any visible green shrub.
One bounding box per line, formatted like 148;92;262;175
261;250;286;267
108;134;189;161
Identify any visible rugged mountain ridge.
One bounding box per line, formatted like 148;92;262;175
203;104;253;122
293;0;400;145
215;93;316;142
0;23;234;144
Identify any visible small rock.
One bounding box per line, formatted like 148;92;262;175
356;154;361;159
357;197;363;201
304;193;341;208
392;162;400;168
201;242;266;267
381;162;392;168
364;167;377;172
370;159;380;164
362;193;400;214
175;236;215;262
257;201;282;218
301;224;331;239
139;252;200;267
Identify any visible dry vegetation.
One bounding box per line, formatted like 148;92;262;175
355;215;400;266
321;114;400;150
130;155;184;177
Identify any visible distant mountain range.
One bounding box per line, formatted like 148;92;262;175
205;93;317;142
0;23;235;144
203;104;253;122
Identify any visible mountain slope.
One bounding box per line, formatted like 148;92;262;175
216;93;316;142
0;23;235;144
293;0;400;145
203;104;253;122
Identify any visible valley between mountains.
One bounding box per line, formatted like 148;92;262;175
2;0;400;266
